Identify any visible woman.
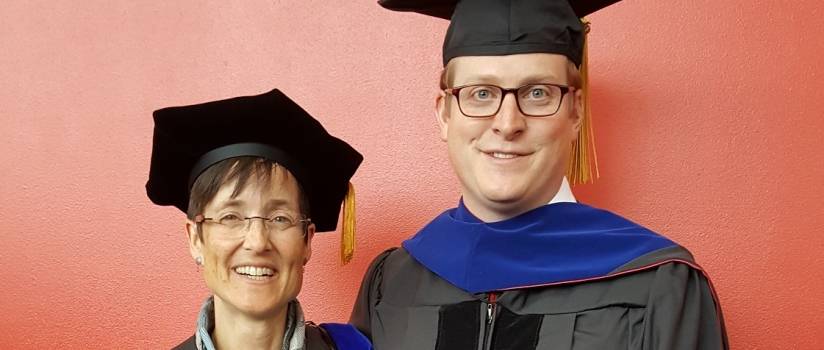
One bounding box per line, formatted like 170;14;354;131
146;88;370;350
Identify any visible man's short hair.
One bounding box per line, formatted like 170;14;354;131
439;58;582;90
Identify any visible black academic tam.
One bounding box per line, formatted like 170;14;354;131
146;88;363;232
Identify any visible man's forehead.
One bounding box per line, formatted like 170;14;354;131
448;53;570;84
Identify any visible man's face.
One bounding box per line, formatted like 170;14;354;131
186;166;312;319
436;53;583;221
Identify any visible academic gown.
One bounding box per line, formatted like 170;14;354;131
349;201;728;350
173;322;370;350
173;323;334;350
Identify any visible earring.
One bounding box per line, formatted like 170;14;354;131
195;256;203;266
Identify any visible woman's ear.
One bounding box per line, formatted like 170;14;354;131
185;219;203;265
303;223;315;265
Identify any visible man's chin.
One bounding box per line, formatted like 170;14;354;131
478;194;540;217
477;185;528;205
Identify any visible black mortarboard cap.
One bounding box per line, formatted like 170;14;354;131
379;0;621;66
146;88;363;233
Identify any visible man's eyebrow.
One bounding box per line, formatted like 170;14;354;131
454;74;501;86
519;73;562;84
455;73;563;86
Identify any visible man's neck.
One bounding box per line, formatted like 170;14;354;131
212;297;287;350
465;177;576;222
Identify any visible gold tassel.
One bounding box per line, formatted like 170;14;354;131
341;182;356;265
567;18;600;185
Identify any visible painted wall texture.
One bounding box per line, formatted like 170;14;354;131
1;1;822;348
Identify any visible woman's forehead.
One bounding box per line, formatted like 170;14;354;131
208;173;301;211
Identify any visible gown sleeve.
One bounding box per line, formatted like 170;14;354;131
643;262;729;350
349;248;396;340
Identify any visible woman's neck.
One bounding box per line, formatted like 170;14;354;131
211;297;288;350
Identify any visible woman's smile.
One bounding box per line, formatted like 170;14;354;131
232;265;277;282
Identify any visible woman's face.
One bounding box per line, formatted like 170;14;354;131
186;166;313;319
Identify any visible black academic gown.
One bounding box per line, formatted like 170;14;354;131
350;244;728;349
172;323;336;350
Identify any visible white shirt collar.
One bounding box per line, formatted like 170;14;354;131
549;177;577;204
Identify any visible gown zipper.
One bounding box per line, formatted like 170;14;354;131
482;292;499;350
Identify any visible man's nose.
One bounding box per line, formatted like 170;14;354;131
491;92;526;140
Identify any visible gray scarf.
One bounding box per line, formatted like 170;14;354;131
194;296;306;350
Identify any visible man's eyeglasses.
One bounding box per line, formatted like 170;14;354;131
444;83;573;118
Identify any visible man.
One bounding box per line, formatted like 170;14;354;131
350;1;728;349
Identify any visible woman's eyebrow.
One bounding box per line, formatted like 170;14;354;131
263;198;295;212
212;199;243;211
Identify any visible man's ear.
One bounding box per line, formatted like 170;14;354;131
185;220;203;263
571;87;585;139
435;91;450;142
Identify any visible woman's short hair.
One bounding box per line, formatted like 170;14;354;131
187;156;311;240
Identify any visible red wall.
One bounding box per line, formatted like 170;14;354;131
1;1;822;348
